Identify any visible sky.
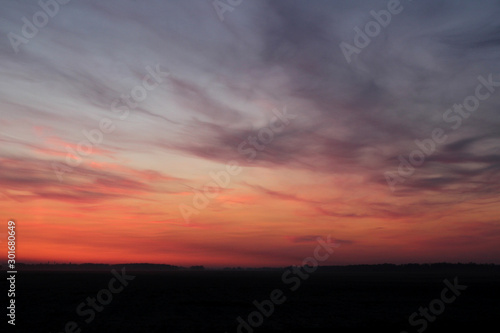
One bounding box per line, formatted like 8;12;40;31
1;0;500;267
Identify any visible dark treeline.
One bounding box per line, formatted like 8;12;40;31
5;263;204;271
314;262;500;272
4;262;499;272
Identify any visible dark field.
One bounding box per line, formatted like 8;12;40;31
8;268;500;332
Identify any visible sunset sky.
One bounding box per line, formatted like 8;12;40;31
1;0;500;267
